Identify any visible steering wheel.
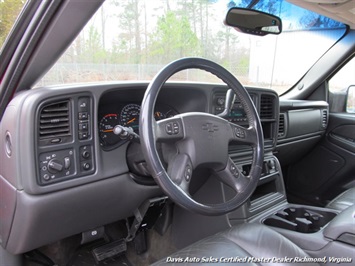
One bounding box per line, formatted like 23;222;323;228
139;58;263;216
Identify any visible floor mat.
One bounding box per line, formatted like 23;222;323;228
68;244;132;266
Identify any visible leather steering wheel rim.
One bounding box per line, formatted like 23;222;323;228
139;57;264;216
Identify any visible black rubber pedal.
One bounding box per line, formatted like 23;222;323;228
92;239;127;262
134;230;147;255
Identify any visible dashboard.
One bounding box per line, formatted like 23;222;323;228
0;82;280;194
0;81;328;255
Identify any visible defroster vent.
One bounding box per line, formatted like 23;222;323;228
260;95;274;119
39;101;71;139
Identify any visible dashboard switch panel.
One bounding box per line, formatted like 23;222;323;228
78;97;91;141
36;94;95;186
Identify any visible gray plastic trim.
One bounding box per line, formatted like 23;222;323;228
0;176;17;248
5;173;161;254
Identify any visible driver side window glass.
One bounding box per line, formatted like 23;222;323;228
329;57;355;113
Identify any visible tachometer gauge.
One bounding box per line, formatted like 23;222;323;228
99;114;120;145
120;104;141;132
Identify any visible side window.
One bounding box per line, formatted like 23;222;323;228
329;57;355;113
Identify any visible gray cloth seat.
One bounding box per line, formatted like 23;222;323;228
326;187;355;211
152;223;319;266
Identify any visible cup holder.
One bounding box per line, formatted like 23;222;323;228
263;207;337;233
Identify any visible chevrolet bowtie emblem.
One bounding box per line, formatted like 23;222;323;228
202;123;219;132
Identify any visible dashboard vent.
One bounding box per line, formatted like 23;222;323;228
260;95;274;119
39;101;70;139
321;109;328;128
278;113;286;138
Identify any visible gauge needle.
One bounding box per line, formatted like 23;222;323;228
102;129;113;133
127;118;136;124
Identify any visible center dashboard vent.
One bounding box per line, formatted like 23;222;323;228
39;101;71;140
260;95;274;119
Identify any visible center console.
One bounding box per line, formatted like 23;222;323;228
263;206;337;233
223;154;355;262
222;150;354;257
224;154;287;223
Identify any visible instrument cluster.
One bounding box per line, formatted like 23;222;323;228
99;103;178;148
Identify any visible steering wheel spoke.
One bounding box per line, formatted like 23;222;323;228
229;123;258;146
215;158;249;193
167;153;193;193
155;117;184;142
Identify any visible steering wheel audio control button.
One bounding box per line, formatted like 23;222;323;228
166;123;173;134
235;127;246;138
229;161;239;177
184;165;192;181
165;121;180;135
172;122;180;134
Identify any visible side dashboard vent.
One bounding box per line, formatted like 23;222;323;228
260;95;274;119
278;113;286;138
321;109;328;128
39;101;71;139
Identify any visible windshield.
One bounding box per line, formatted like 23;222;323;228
35;0;346;95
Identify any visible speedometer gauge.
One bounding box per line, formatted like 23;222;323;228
99;114;120;145
119;104;175;134
120;104;141;132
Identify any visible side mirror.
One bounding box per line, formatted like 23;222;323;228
346;85;355;113
225;7;282;36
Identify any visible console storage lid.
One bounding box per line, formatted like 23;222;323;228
323;205;355;246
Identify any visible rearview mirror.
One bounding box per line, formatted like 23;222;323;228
225;8;282;36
